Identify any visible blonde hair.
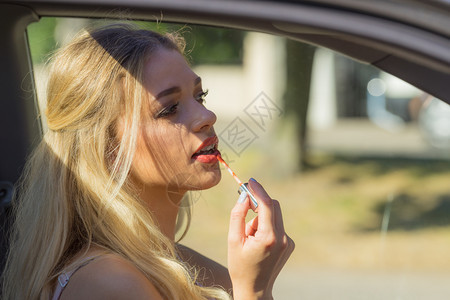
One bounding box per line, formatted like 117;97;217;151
2;24;229;300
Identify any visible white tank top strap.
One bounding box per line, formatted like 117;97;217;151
52;254;103;300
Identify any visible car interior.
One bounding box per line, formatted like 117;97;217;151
1;0;449;298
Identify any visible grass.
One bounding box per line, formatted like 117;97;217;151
181;152;450;272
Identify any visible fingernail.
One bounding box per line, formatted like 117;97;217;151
237;191;248;203
249;178;257;183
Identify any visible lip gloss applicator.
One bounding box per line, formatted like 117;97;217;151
217;155;258;209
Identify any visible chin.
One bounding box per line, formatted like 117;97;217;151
190;167;221;191
205;169;222;189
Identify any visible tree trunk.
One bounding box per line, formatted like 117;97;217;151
283;40;316;170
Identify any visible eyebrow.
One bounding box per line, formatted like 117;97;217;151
155;87;181;100
154;77;202;100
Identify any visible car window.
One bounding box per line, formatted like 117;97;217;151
28;17;450;299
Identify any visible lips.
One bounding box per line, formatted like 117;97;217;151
192;136;220;163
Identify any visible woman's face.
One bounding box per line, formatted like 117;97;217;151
127;48;221;195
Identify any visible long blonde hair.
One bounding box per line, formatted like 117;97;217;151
2;23;229;300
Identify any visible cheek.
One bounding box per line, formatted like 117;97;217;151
154;124;191;162
130;135;160;184
129;124;167;181
130;124;189;184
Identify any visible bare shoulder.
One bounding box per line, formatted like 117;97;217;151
176;244;232;293
61;254;163;300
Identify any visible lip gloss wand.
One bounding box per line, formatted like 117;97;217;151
217;155;258;210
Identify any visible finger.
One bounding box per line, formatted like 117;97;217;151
237;190;248;204
279;234;295;269
245;216;259;237
248;178;271;202
272;200;285;233
286;235;295;255
279;234;295;271
281;234;295;258
268;234;295;288
248;178;274;233
228;193;250;245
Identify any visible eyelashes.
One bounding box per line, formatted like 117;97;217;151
155;102;179;118
155;89;209;119
196;89;209;104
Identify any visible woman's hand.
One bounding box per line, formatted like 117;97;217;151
227;178;295;300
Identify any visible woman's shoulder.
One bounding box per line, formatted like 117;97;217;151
59;253;163;300
176;244;232;293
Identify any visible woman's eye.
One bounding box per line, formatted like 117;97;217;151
156;103;179;118
196;89;209;104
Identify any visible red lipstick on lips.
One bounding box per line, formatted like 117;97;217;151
192;136;220;163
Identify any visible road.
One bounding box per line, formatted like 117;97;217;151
273;268;450;300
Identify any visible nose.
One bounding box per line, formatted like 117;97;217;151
191;102;217;132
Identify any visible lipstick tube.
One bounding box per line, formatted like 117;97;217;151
238;182;258;209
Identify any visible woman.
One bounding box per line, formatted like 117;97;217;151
2;23;294;299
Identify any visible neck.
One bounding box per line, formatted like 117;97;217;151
138;184;185;241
